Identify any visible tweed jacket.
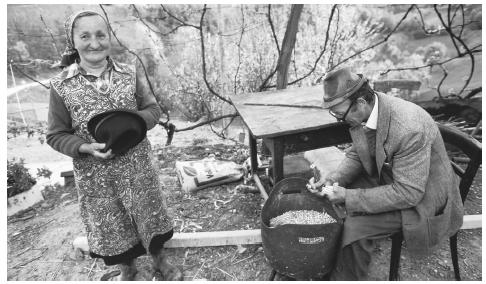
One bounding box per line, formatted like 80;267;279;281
329;92;464;254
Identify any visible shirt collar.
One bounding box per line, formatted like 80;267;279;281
363;93;379;130
60;57;128;81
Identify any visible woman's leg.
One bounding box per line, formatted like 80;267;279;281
149;233;182;281
117;258;138;281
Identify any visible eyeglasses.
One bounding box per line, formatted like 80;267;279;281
329;99;355;122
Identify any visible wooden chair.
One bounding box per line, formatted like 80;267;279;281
388;124;482;280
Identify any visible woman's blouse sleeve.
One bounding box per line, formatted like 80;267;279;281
46;83;88;158
135;68;162;130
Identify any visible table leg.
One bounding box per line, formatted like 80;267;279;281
271;138;284;184
249;133;258;174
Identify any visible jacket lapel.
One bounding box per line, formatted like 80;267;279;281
349;126;375;176
375;92;391;179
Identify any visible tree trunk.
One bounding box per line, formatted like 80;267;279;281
276;4;304;90
217;5;228;134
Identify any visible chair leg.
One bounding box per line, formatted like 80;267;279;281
389;233;403;281
450;233;461;281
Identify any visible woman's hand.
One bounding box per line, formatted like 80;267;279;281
79;143;115;159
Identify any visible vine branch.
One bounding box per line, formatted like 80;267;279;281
99;4;171;122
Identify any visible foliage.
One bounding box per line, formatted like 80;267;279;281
415;41;448;64
7;158;36;198
149;5;288;120
6;4;482;128
192;137;210;145
357;7;396;34
36;167;53;179
7;5;67;85
297;5;384;79
7;121;47;140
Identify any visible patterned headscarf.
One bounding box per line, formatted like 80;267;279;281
60;10;110;68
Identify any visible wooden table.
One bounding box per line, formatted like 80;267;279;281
230;85;351;186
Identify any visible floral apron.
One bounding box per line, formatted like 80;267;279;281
51;62;172;257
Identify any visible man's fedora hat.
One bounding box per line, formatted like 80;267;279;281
87;109;147;155
322;67;367;109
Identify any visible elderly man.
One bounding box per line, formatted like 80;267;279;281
308;67;464;280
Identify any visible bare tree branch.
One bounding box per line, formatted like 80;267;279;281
258;67;278;92
436;64;448;98
161;4;232;104
167;113;238;132
457;5;465;38
208;114;239;143
256;5;288;92
267;5;280;54
434;4;476;95
292;47;298;85
463;86;482;99
416;5;478;35
198;5;232;105
258;5;306;91
234;6;245;95
10;63;49;89
160;4;200;29
379;48;480;83
40;15;61;57
327;6;341;71
276;4;338;87
380;44;481;75
132;5;195;36
99;4;171;122
330;4;415;71
439;5;460;54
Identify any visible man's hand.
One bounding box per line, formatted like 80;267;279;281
307;177;333;191
322;183;346;204
79;143;115;160
307;180;346;204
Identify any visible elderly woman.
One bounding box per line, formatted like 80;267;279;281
47;10;181;281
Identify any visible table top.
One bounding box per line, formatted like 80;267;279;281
230;85;339;138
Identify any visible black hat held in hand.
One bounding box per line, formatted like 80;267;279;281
87;109;147;155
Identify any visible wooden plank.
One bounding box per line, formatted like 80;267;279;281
460;214;481;230
243;103;322;109
271;138;285;183
253;174;269;200
249;134;258;174
74;215;481;251
277;123;351;155
163;214;481;248
164;229;261;248
60;170;74;177
230;85;337;138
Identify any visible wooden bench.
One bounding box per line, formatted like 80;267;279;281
61;170;74;187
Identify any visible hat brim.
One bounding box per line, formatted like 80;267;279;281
322;74;367;109
87;109;147;153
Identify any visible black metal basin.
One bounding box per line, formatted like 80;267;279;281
261;177;343;280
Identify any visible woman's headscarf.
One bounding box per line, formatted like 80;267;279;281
60;10;110;68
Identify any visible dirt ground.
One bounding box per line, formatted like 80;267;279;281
6;124;482;281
